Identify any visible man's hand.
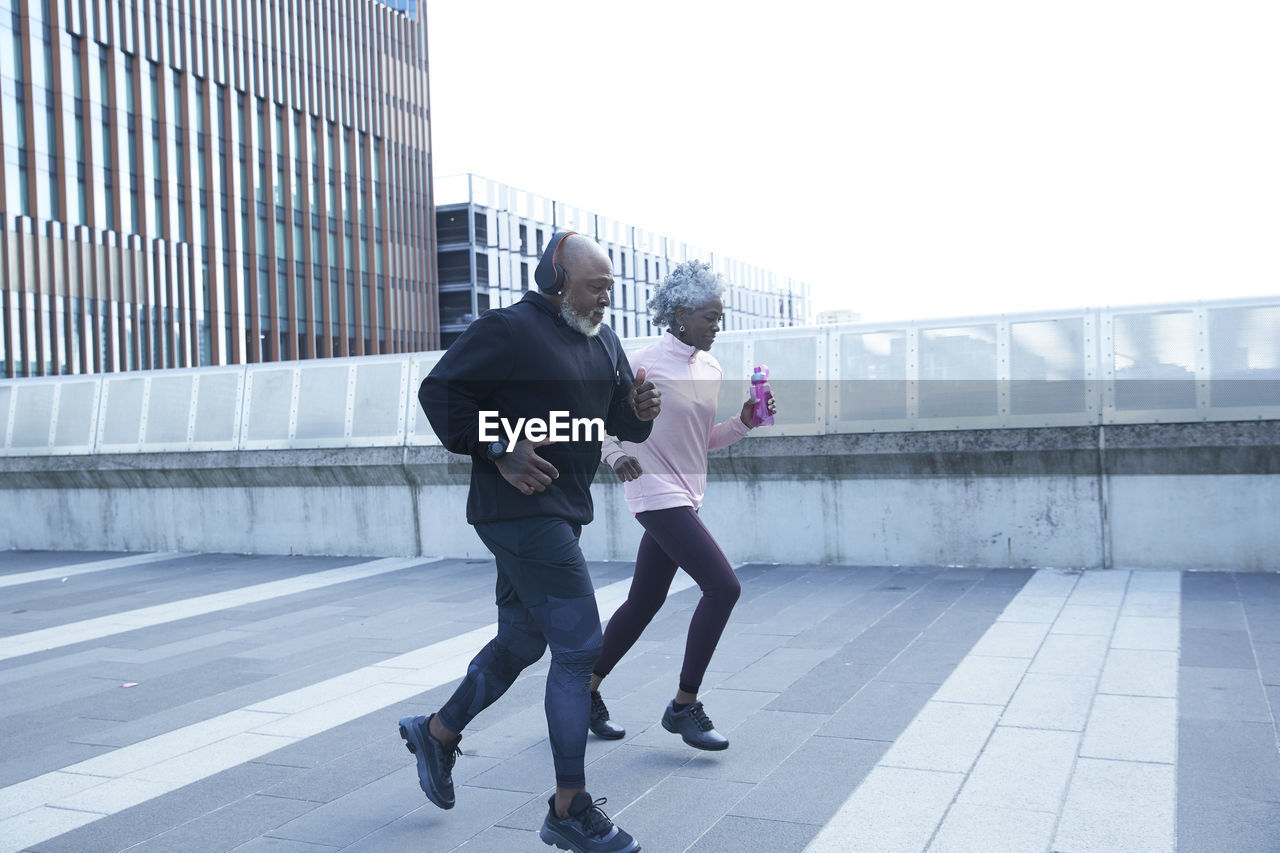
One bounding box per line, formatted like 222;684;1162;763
629;367;661;422
494;438;559;496
611;455;643;482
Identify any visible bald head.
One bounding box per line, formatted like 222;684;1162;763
557;234;611;274
552;234;613;336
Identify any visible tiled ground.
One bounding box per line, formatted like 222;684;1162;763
0;550;1276;852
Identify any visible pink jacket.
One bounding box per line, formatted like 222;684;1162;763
601;332;751;512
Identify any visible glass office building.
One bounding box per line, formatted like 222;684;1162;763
0;0;437;378
435;174;811;347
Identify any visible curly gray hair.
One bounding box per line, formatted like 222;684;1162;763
648;260;726;329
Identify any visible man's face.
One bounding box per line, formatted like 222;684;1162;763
559;249;613;336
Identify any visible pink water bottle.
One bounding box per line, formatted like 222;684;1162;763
750;364;774;427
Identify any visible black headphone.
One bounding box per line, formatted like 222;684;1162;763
534;230;578;293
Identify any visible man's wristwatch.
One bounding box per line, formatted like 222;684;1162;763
484;438;507;463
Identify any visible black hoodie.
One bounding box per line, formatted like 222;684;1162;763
418;291;652;525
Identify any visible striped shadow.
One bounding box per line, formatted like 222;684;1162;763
804;568;1181;853
0;552;185;590
0;557;441;663
0;563;712;852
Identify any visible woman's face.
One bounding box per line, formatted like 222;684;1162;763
676;297;724;351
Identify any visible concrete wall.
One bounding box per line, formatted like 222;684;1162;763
1;422;1277;570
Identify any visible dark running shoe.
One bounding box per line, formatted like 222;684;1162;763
398;714;462;809
589;690;626;740
661;700;729;751
540;792;640;853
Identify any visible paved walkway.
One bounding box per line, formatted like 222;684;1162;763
0;551;1276;852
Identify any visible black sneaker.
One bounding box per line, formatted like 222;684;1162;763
589;691;626;740
398;714;462;809
540;792;640;852
661;700;729;751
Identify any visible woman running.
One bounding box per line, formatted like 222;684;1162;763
589;260;776;750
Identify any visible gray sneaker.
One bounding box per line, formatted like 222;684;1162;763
661;700;728;751
398;714;462;809
540;792;640;852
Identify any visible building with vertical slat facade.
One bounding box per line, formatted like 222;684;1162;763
0;0;437;378
435;174;811;347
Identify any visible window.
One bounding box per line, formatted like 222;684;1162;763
436;209;468;243
437;249;470;284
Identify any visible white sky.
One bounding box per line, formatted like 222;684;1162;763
424;1;1279;322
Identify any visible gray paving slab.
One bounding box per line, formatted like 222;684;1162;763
1179;598;1247;630
1049;602;1120;636
1055;757;1176;853
1178;572;1280;853
763;660;882;714
28;760;304;853
829;625;928;667
1097;648;1178;697
880;700;1001;773
0;549;135;572
742;602;847;638
717;646;833;693
930;803;1058;853
1180;665;1273;723
675;708;824;784
339;786;538;853
920;609;1011;646
875;598;953;633
1255;640;1280;686
260;735;432;805
726;734;886;826
877;639;970;685
930;654;1029;706
445;824;540;852
817;680;941;741
1000;672;1096;731
967;620;1050;658
785;602;907;650
116;794;321;853
227;837;340;851
8;557;1280;853
1181;571;1240;601
1181;627;1261;668
1179;717;1280;853
0;739;114;788
262;767;432;848
806;765;965;852
610;774;755;852
956;726;1079;813
687;814;817;853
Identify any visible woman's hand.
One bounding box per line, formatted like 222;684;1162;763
739;393;778;428
611;455;643;482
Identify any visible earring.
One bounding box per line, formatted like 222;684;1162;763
678;324;685;334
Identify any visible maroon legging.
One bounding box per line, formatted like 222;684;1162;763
593;506;741;694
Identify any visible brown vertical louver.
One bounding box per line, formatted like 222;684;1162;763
0;0;436;378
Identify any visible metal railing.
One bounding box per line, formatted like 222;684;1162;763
2;296;1277;455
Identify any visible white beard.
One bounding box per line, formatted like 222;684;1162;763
560;301;602;337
